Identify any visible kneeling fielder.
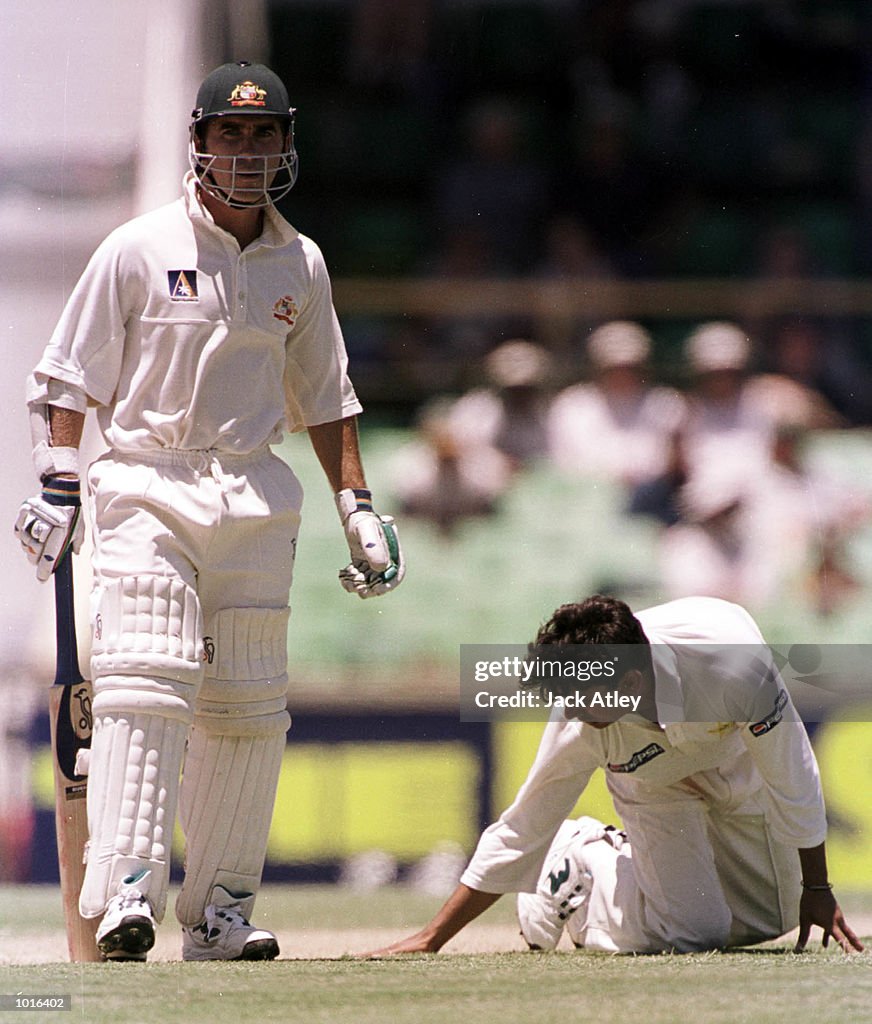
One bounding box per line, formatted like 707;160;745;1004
367;596;862;956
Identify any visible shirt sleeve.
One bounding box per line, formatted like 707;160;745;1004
738;681;828;848
28;231;141;408
460;717;600;894
282;240;362;431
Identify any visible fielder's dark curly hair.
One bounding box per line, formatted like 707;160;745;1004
534;595;649;647
523;596;653;697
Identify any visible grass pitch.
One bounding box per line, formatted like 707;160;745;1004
2;885;871;1024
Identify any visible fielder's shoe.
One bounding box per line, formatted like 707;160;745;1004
182;886;279;962
518;817;625;951
96;869;156;962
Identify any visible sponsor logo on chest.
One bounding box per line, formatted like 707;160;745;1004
168;270;199;302
607;741;665;774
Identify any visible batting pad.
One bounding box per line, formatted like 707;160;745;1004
79;674;194;922
202;606;291;681
90;575;204;684
174;606;291;926
174;725;287;925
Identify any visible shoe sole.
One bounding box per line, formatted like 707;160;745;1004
236;937;279;961
98;915;155;961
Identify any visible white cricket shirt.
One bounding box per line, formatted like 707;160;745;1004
28;173;362;454
461;596;827;895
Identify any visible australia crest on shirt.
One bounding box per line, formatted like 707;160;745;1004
273;294;299;325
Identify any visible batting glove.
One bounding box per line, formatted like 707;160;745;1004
14;476;84;582
335;488;405;599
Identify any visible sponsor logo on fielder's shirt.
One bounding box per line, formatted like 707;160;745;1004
168;270;199;301
749;689;788;736
273;294;299;325
607;742;665;774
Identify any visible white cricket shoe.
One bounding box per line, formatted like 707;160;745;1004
182;886;279;962
96;869;156;962
518;817;624;951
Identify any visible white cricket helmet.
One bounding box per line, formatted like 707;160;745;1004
189;60;298;208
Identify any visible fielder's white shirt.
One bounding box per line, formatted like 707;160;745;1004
28;173;362;454
461;596;827;895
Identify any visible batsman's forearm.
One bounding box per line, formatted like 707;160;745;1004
49;407;85;451
308;416;367;492
419;884;502;951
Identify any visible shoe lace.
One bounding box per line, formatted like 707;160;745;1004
114;887;148;913
215;904;251;929
192;902;251;942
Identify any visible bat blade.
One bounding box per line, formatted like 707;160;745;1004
50;554;100;962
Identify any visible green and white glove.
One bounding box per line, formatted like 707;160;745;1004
14;476;84;582
335;488;405;599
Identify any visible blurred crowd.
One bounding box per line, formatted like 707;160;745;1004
321;1;872;620
391;320;872;619
273;1;872;409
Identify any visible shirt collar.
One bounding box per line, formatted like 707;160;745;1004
182;172;298;247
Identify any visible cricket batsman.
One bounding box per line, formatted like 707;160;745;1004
366;596;862;957
14;60;403;961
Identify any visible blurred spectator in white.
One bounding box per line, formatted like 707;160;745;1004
680;321;772;485
658;465;750;604
658;412;869;615
449;339;555;470
390;397;513;537
547;321;685;490
741;418;870;616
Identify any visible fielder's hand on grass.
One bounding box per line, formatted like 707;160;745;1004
794;888;864;954
356;933;436;958
335;488;405;599
14;476;84;581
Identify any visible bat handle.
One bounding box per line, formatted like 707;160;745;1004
53;553;84;687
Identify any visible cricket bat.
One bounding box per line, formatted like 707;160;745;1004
49;552;100;961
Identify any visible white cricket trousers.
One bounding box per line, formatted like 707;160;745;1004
574;796;801;953
88;446;302;614
80;447;302;923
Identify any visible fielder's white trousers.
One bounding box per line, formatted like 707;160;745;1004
573;796;801;953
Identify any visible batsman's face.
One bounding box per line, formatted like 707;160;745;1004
200;116;288;204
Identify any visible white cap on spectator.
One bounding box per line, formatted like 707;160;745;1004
686;322;750;373
485;339;552;388
587;321;651;369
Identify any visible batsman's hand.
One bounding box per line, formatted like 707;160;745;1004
14;476;84;582
335;488;405;599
